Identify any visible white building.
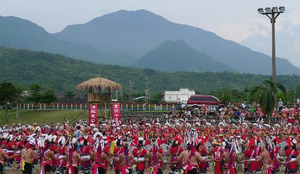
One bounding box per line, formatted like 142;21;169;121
164;88;195;103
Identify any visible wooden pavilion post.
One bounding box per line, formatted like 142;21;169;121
76;76;122;122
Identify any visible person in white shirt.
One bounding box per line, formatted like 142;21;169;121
278;98;283;112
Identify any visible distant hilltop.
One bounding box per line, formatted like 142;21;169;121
0;10;299;75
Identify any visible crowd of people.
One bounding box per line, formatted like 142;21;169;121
0;106;300;174
180;102;300;127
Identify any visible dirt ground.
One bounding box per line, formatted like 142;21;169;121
4;165;288;174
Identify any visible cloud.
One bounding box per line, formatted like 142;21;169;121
294;40;300;54
241;20;300;68
254;22;270;37
283;7;300;25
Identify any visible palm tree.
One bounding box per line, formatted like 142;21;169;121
250;79;286;124
214;89;233;106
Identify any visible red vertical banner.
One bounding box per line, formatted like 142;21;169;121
112;103;121;125
89;104;97;126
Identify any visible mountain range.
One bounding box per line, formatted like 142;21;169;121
1;47;300;94
134;40;237;73
0;16;126;64
0;10;299;75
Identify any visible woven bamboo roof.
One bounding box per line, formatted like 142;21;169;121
76;76;122;91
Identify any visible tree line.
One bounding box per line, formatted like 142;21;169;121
0;79;295;124
0;81;57;122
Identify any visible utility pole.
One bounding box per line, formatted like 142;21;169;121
258;6;285;82
129;80;132;102
145;77;149;103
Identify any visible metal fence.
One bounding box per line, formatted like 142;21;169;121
16;103;177;111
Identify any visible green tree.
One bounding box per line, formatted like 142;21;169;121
28;83;43;109
295;85;300;98
195;90;201;95
277;88;295;107
42;89;57;104
247;85;261;105
250;79;286;124
64;91;76;99
0;81;21;122
150;92;164;103
214;89;233;106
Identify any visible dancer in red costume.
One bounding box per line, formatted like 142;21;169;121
245;141;283;174
113;137;125;174
244;136;263;174
0;146;16;174
41;142;59;174
132;137;148;174
14;135;24;168
197;143;210;174
168;139;183;174
55;137;68;174
65;138;87;174
283;154;300;174
178;142;213;174
90;138;111;174
114;138;134;174
19;139;38;174
221;142;243;174
213;142;223;174
5;135;15;169
283;141;299;174
79;136;93;174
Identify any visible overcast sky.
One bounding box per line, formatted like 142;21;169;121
1;0;300;67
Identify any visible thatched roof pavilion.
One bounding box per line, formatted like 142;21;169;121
76;76;122;91
76;76;122;103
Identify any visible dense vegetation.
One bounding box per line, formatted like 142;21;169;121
1;47;300;102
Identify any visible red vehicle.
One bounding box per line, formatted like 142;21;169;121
186;95;220;107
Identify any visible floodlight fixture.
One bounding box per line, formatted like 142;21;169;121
272;7;279;13
279;6;285;12
265;7;272;14
258;8;264;14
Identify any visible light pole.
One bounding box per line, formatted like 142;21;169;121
257;6;285;82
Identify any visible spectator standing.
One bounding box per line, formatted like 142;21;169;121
297;98;300;107
278;98;284;112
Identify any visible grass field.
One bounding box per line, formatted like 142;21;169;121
0;109;168;126
0;110;90;126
